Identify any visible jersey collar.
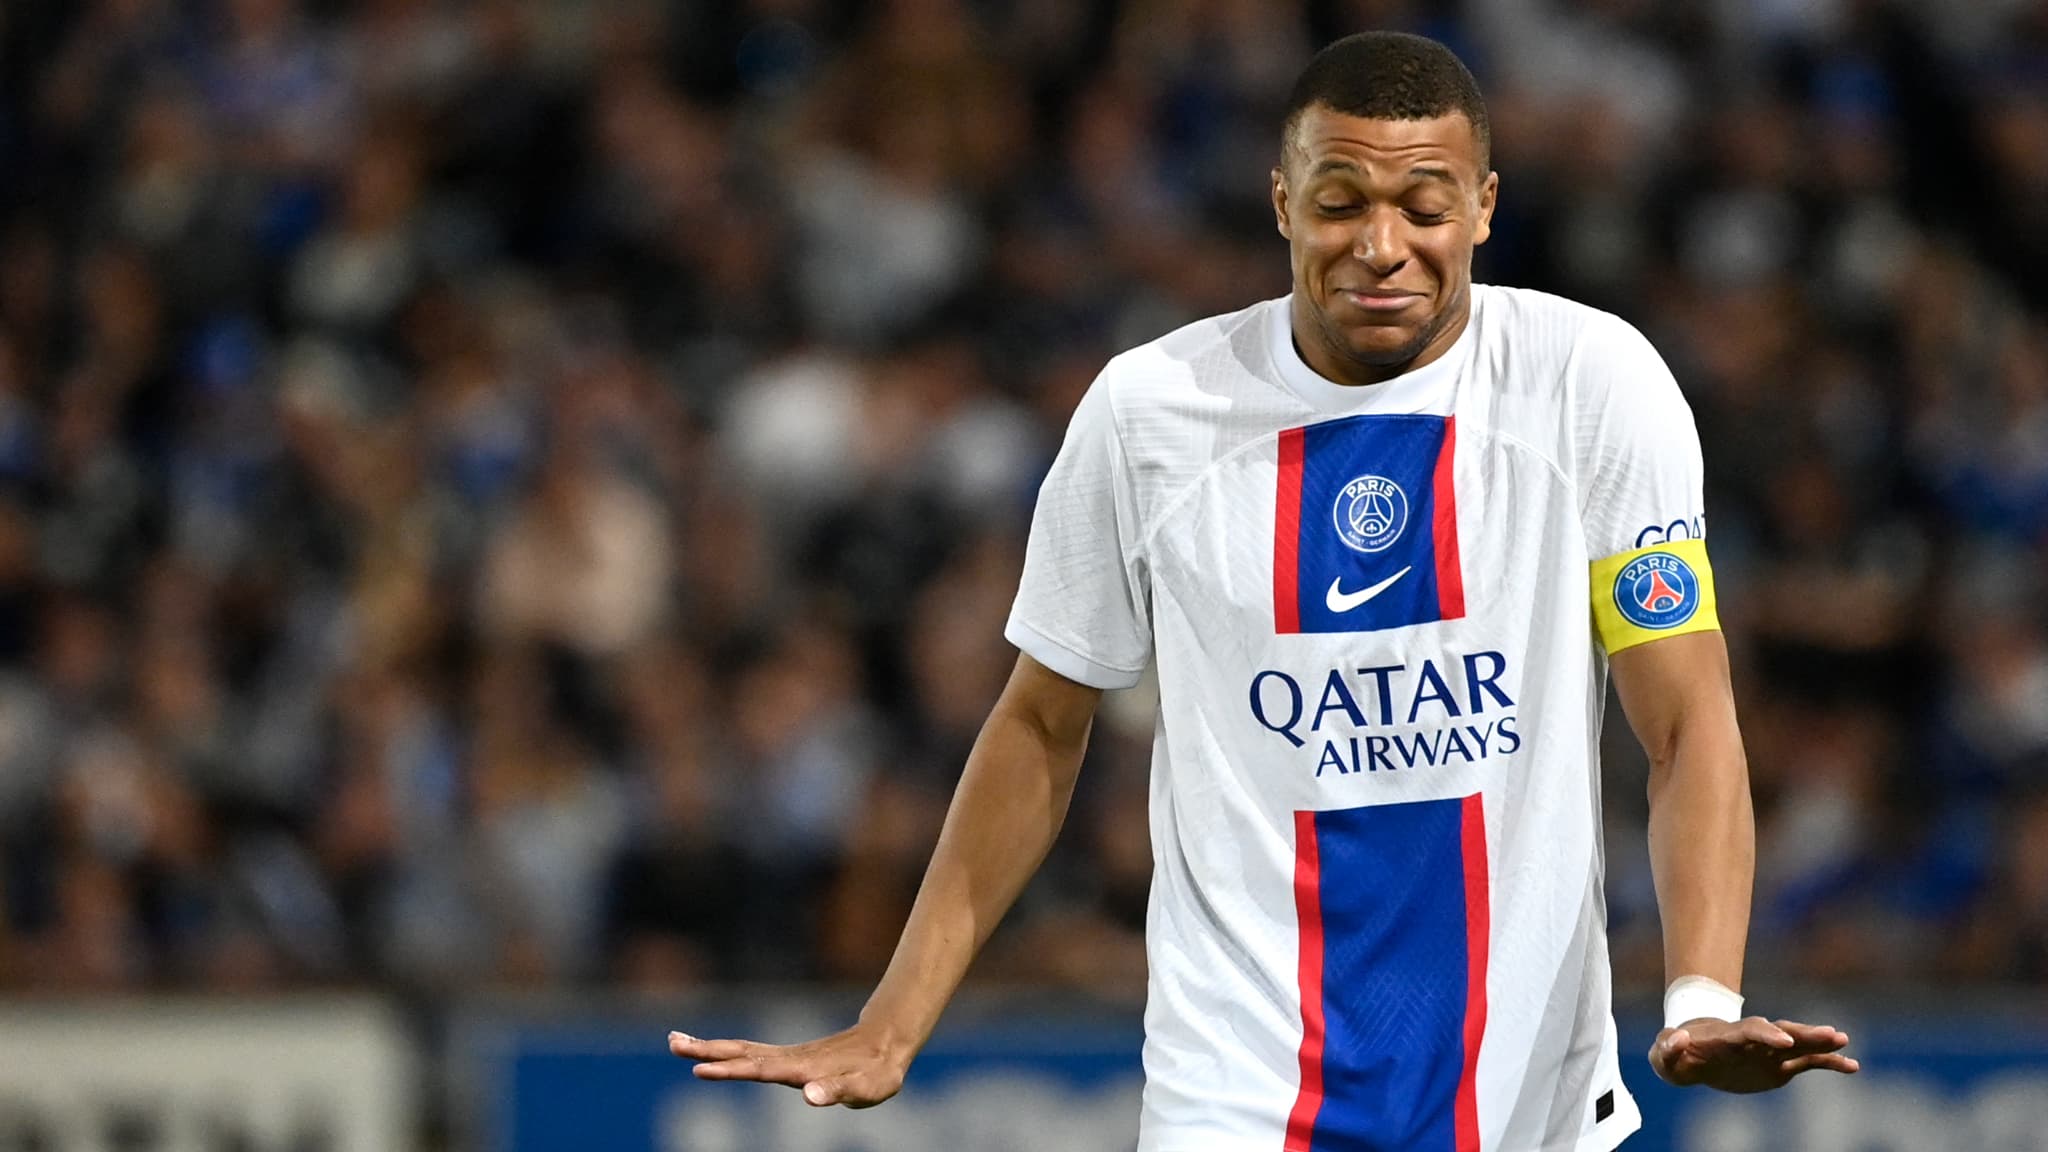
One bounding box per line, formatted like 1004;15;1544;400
1266;292;1478;414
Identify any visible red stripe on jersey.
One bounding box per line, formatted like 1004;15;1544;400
1455;793;1491;1152
1433;416;1465;620
1274;427;1306;634
1284;809;1326;1151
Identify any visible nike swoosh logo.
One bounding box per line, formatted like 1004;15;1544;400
1326;567;1412;613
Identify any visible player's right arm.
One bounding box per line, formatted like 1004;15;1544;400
669;652;1102;1107
674;367;1149;1106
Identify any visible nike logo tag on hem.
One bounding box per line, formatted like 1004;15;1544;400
1326;567;1412;613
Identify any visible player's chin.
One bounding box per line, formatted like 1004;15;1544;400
1340;326;1433;369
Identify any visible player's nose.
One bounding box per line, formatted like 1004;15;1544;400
1351;209;1408;273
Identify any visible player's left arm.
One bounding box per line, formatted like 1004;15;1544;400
1610;631;1860;1092
1578;310;1859;1090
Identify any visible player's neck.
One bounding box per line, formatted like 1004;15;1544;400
1291;293;1472;388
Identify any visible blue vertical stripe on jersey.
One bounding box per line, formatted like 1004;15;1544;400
1294;797;1475;1152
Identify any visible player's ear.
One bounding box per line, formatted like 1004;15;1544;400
1272;165;1292;240
1473;170;1499;246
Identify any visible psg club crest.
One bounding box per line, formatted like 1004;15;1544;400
1334;475;1408;553
1274;414;1464;635
1614;551;1700;630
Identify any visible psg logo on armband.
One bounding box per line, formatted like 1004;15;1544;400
1333;475;1409;553
1614;551;1701;630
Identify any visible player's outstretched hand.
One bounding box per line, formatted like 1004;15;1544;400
1649;1017;1859;1093
668;1025;911;1109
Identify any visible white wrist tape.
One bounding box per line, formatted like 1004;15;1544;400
1663;975;1743;1029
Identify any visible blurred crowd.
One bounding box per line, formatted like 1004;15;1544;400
0;0;2045;1002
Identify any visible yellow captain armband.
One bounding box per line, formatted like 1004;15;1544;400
1590;537;1720;653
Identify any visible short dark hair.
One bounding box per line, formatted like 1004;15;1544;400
1282;32;1491;171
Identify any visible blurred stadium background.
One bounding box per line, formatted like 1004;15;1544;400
1;0;2047;1149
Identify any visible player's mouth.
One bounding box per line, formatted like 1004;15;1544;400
1339;288;1426;312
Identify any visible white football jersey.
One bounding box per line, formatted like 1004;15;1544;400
1006;286;1719;1152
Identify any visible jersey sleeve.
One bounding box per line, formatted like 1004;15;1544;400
1005;370;1153;689
1573;313;1720;654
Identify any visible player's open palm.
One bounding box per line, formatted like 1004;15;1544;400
669;1026;910;1108
1650;1017;1859;1093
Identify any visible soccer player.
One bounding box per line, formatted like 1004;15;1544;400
671;31;1859;1150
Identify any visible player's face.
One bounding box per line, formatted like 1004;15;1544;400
1272;105;1497;385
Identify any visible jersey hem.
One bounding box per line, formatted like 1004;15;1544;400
1141;1122;1639;1152
1139;1111;1641;1152
1569;1108;1643;1152
1005;616;1145;690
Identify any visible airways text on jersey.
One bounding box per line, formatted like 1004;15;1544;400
1251;650;1522;778
1275;415;1465;634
